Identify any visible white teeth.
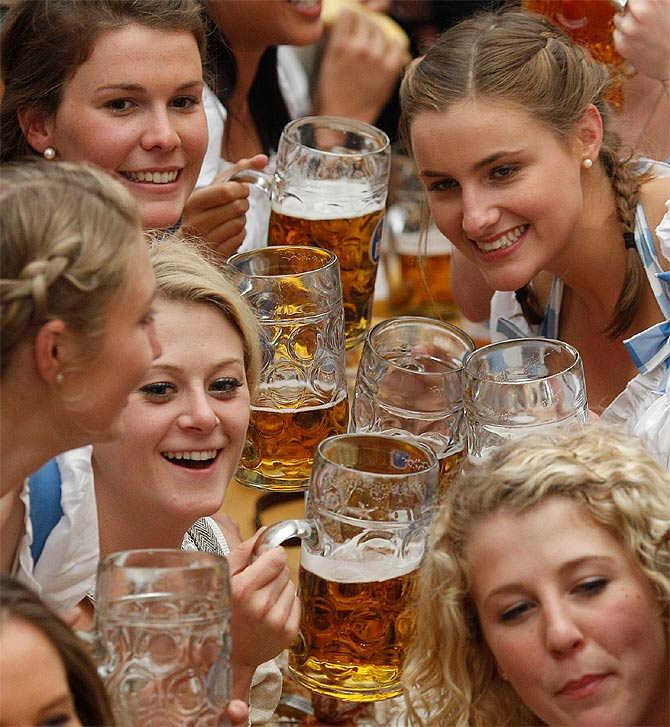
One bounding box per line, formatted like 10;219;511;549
124;170;178;184
475;225;527;253
163;449;218;461
288;0;319;7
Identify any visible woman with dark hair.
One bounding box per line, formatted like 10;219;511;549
0;574;113;726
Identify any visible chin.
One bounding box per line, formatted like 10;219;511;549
138;203;184;232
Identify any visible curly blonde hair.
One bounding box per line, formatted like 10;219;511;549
399;10;648;338
403;424;670;726
1;159;143;372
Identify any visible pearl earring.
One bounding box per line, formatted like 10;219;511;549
582;157;593;169
55;372;64;384
43;147;56;161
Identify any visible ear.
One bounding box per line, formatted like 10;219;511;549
18;107;56;156
33;319;67;384
573;104;603;163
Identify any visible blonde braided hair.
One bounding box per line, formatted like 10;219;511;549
1;159;143;371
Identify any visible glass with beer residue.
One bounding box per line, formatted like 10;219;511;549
350;316;474;497
228;245;349;492
253;433;439;702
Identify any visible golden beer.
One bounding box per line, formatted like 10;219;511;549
290;553;419;701
438;447;465;498
388;251;456;318
238;386;349;491
268;207;385;349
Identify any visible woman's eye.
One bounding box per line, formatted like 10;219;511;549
140;381;174;398
490;164;519;181
499;601;532;623
574;578;608;596
171;95;200;110
210;377;243;395
428;178;459;192
40;713;72;726
104;98;135;112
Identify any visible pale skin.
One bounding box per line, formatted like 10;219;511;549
411;99;670;413
86;299;299;705
451;0;670;322
466;497;669;726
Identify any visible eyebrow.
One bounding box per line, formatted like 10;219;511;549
482;555;615;604
420;149;525;178
96;80;203;93
147;359;244;377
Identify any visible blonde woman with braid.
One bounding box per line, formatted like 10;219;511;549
399;10;670;468
0;159;159;610
403;424;670;726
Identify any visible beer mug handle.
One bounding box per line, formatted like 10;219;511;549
252;518;317;559
222;168;272;196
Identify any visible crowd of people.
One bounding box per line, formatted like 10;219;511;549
1;0;668;725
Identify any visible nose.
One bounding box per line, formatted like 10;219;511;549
177;390;219;432
461;185;500;239
141;107;180;151
543;600;584;657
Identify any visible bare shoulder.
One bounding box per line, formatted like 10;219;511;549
639;176;670;270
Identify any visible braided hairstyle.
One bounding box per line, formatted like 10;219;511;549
399;10;646;338
1;159;143;372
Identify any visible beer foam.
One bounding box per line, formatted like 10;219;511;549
301;546;422;584
273;180;384;220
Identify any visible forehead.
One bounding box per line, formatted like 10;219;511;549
71;24;202;85
153;298;243;352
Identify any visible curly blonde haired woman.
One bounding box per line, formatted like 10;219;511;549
403;424;670;726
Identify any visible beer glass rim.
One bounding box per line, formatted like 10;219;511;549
99;548;228;574
462;337;583;384
227;245;338;279
366;315;475;378
315;431;439;478
281;115;391;157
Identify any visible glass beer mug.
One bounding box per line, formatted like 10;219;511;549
228;245;349;491
88;549;231;727
228;116;391;350
350;316;474;494
254;432;439;702
463;337;588;460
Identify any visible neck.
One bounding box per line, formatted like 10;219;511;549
547;163;627;323
92;459;188;558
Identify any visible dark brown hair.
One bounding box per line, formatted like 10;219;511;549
0;574;114;725
0;0;206;162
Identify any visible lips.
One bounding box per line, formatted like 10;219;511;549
162;449;221;469
557;673;611;699
120;169;180;184
472;224;528;253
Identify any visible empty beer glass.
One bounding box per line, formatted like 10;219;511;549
228;245;349;491
350;316;474;493
92;549;231;727
463;337;588;459
228;116;391;349
254;433;439;702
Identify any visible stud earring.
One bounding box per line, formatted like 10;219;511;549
582;157;593;169
43;147;56;161
55;372;64;384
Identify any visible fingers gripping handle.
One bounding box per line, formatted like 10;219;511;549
222;168;273;195
251;519;316;560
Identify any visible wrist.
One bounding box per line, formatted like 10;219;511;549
231;662;256;703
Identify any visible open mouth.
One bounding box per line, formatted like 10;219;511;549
120;170;180;185
287;0;320;7
474;224;528;253
161;449;220;469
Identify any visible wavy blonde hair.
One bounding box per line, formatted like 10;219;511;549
403;424;670;726
399;10;648;338
149;237;262;395
1;159;142;373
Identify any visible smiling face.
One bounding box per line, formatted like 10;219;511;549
39;24;207;230
466;496;669;726
0;617;81;727
410;99;588;292
92;298;250;533
206;0;323;52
